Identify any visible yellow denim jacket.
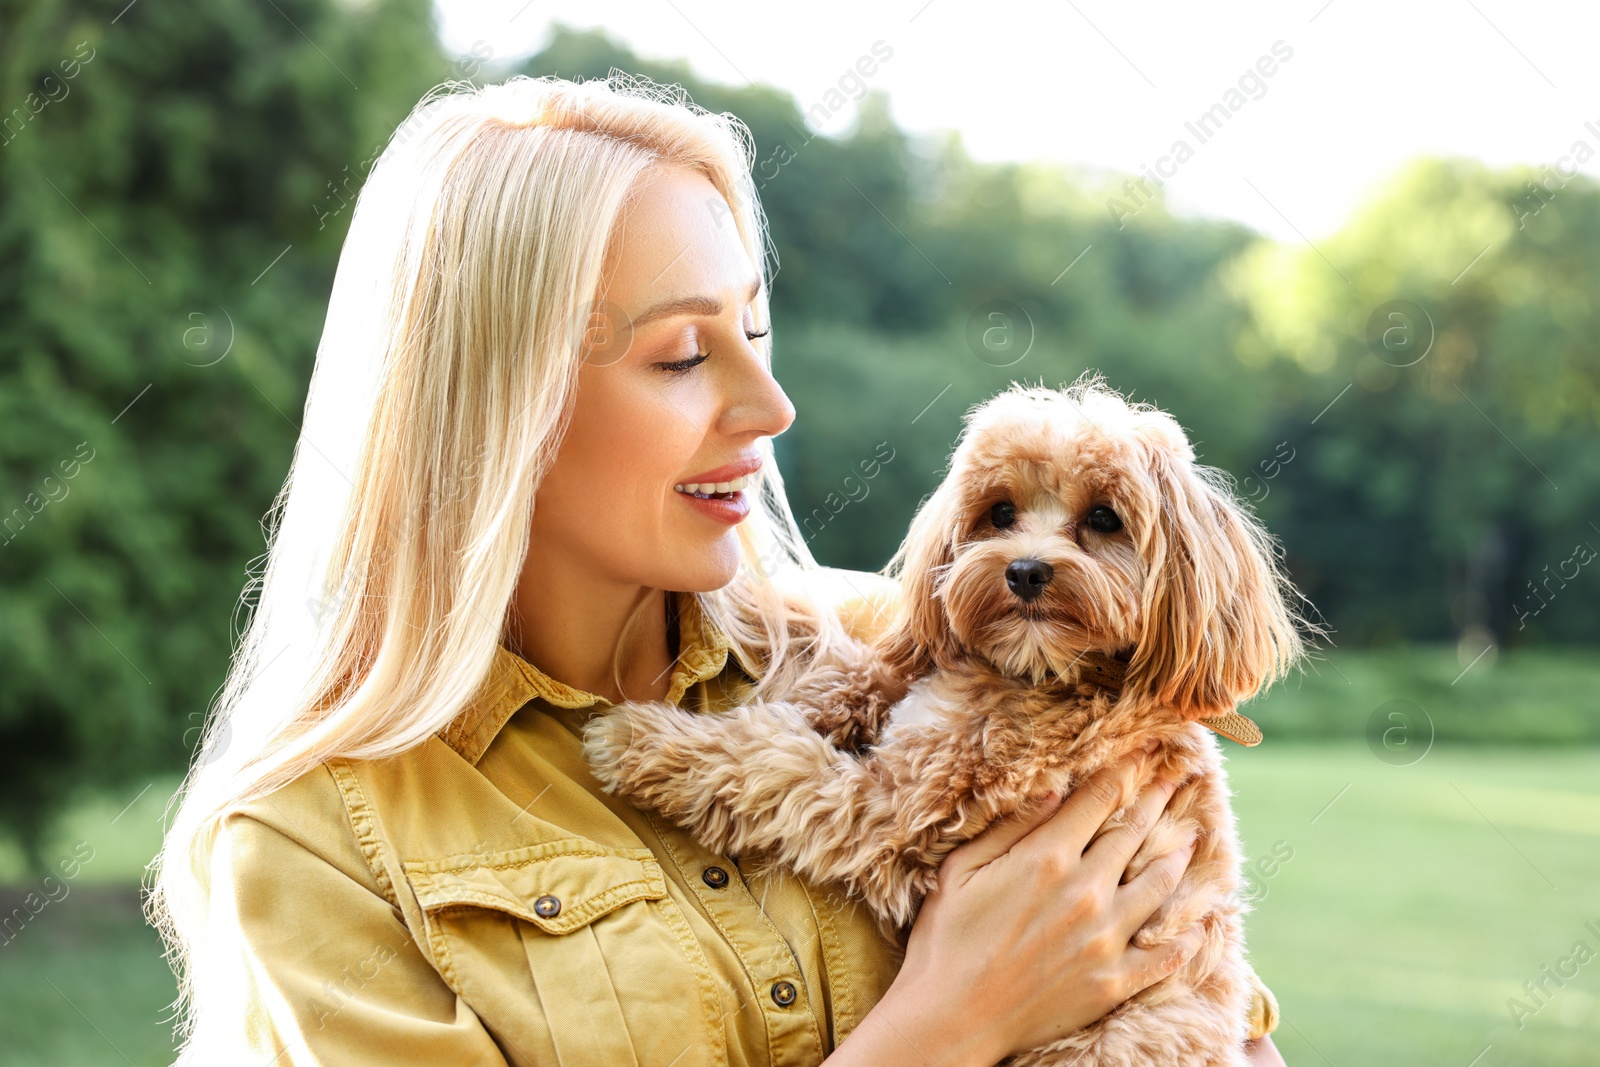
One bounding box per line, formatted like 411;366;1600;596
218;573;1277;1066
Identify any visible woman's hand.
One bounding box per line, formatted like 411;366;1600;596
1246;1034;1288;1065
845;750;1204;1067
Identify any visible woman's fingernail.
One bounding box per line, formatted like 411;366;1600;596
1141;738;1161;755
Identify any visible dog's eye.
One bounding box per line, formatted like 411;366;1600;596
1086;505;1123;533
989;501;1017;529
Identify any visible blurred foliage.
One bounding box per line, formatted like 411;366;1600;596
0;0;454;867
1251;645;1600;745
0;7;1596;867
1225;158;1600;646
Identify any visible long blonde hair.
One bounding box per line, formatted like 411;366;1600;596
148;72;854;1062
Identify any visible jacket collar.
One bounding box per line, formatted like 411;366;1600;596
439;591;734;765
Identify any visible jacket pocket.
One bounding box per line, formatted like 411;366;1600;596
405;840;725;1067
408;841;669;933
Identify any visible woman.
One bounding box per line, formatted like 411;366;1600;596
149;74;1285;1065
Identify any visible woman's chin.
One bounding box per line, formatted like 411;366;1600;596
663;534;742;592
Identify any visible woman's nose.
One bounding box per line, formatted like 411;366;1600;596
724;343;795;439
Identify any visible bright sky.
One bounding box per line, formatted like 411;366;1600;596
434;0;1600;243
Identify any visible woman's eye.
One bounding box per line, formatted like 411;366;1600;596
989;501;1017;528
655;352;709;374
747;327;770;342
1086;505;1122;533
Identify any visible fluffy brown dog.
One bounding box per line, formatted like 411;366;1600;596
583;377;1310;1066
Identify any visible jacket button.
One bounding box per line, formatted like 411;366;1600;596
533;894;561;918
771;980;797;1007
702;865;729;889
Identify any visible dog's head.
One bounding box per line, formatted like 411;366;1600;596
878;376;1307;721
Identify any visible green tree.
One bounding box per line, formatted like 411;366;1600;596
0;0;445;868
1227;157;1600;647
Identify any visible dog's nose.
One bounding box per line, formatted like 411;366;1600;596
1005;558;1053;601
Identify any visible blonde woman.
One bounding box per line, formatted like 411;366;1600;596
149;74;1285;1066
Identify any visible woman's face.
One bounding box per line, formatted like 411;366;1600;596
529;164;796;595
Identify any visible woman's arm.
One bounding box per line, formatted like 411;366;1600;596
214;803;512;1064
822;754;1209;1066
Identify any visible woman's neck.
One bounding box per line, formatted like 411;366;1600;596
507;568;678;705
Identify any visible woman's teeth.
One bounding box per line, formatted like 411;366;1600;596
674;471;757;497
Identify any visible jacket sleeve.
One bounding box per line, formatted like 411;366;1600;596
211;767;512;1066
1245;966;1280;1041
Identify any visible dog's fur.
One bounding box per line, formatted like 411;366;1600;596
583;377;1309;1066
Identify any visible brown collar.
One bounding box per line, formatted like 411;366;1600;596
1075;650;1129;690
1071;650;1263;747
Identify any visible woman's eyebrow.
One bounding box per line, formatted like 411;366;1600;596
631;276;761;329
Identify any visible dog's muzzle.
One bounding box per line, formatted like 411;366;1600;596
1005;557;1053;602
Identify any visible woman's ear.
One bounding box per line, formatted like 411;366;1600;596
1124;448;1305;721
877;476;964;680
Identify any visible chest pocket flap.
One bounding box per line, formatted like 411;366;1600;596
405;839;668;934
404;840;698;1067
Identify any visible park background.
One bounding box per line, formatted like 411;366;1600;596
1;1;1597;1064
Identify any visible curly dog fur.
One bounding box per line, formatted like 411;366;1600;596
583;376;1309;1066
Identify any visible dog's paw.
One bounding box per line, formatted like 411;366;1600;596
581;700;693;799
580;706;645;793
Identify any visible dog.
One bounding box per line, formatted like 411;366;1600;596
583;376;1310;1066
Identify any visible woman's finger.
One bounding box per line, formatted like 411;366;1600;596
1118;917;1208;1000
1110;832;1198;940
1079;769;1182;881
940;789;1066;879
1013;756;1148;863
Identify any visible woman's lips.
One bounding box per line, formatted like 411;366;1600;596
673;470;759;495
674;486;751;524
673;469;757;524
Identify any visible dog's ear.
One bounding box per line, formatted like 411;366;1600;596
1123;446;1304;721
877;476;964;679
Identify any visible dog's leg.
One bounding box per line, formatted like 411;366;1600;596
783;650;909;754
582;698;964;929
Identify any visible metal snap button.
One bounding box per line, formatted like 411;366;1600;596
702;865;730;889
771;980;797;1007
533;894;561;918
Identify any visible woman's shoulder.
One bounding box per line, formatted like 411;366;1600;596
218;736;495;879
805;567;903;645
216;757;394;906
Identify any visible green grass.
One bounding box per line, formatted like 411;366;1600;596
0;884;179;1067
0;776;180;1067
2;745;1598;1065
1227;741;1600;1066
